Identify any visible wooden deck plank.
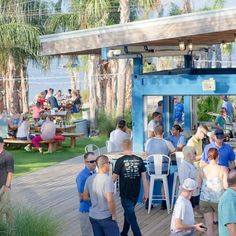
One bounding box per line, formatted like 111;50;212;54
11;149;219;236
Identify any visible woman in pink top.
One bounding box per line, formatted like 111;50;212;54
31;116;56;154
32;102;43;124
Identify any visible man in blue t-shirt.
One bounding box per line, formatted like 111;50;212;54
201;129;235;169
174;96;184;125
76;152;96;236
218;170;236;236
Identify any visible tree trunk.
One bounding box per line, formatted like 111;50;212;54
76;71;80;91
207;47;213;68
6;55;19;112
117;0;130;117
119;0;130;24
125;60;132;111
117;59;127;117
20;63;29;113
2;75;7;110
70;71;76;90
88;55;98;130
106;60;118;115
215;44;222;68
182;0;192;14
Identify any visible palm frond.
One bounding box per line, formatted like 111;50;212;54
45;13;81;33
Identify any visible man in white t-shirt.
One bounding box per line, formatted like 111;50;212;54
109;120;130;152
179;147;202;218
147;112;162;138
170;178;206;236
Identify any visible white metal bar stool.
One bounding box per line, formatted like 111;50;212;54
171;152;184;210
147;154;171;214
84;144;101;156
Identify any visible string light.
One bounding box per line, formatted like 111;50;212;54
187;41;193;51
178;40;185;51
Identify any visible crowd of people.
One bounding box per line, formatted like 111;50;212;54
74;109;236;236
75;129;236;236
0;87;83;153
1;94;236;235
33;88;82;116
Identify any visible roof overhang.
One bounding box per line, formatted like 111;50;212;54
40;7;236;56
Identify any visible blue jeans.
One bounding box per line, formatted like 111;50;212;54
89;216;120;236
121;198;142;236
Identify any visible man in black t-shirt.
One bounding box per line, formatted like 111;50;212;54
113;139;148;236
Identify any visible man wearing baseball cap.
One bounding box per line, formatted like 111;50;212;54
201;129;235;169
170;178;206;235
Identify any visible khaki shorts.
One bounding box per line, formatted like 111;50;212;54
199;200;218;214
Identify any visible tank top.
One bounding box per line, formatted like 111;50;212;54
200;167;224;203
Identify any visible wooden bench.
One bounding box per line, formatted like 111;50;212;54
4;139;58;153
61;132;84;148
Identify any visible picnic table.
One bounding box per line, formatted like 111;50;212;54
61;132;84;148
4;138;58;153
46;111;69;126
31;124;76;134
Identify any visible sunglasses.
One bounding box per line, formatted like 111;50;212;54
86;160;96;164
105;161;111;165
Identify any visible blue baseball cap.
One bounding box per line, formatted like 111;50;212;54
214;129;224;139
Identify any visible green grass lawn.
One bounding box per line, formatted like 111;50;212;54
6;135;107;177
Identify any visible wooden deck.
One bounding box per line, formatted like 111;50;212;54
11;149;219;236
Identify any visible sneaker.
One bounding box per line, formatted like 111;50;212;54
38;148;43;154
24;145;31;152
161;200;167;210
145;198;153;210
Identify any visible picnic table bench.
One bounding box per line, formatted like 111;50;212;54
61;132;84;148
4;138;59;153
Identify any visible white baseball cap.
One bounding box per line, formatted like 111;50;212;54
182;178;197;191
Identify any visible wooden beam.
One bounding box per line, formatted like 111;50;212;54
41;7;236;56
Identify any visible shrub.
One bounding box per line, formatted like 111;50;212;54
197;96;221;121
0;205;60;236
97;112;117;137
97;109;133;136
80;90;89;103
124;110;132;129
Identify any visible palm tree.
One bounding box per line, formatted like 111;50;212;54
0;0;50;113
181;0;192;14
200;0;225;68
117;0;160;116
46;0;112;129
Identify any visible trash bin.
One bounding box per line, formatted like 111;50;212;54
74;119;89;137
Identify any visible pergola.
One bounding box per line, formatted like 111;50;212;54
40;7;236;152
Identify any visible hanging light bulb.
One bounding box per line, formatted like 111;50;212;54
187;41;193;51
179;40;185;51
221;40;227;49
